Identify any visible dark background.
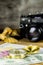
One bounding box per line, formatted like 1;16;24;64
0;0;43;29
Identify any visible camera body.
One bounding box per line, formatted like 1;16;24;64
20;14;43;42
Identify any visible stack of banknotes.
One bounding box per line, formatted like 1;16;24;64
0;43;43;65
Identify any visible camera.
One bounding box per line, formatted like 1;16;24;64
20;14;43;42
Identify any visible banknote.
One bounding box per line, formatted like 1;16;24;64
0;43;43;65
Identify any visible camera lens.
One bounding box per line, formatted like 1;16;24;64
28;26;41;42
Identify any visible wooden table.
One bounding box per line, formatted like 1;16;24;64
0;38;43;65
